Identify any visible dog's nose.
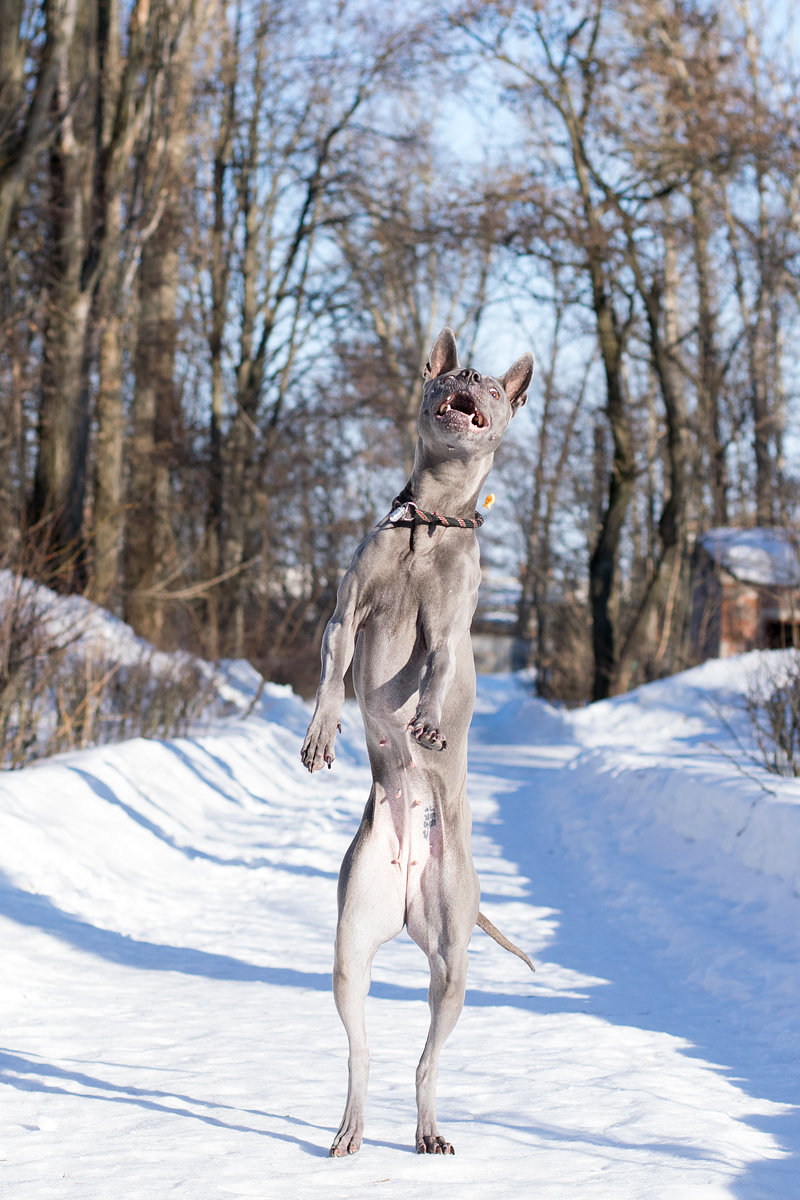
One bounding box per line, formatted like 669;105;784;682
459;369;481;385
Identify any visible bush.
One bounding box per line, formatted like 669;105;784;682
0;575;226;769
744;652;800;778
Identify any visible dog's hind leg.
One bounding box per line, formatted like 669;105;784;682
328;931;375;1157
329;818;405;1157
413;938;470;1154
407;863;479;1155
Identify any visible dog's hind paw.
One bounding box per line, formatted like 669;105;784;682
329;1119;363;1157
417;1135;454;1155
329;1139;360;1157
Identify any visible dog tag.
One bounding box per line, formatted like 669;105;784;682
389;504;409;523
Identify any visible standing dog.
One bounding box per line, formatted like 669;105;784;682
301;328;535;1157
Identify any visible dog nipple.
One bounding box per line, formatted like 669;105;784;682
391;858;400;866
409;757;416;767
411;798;421;807
379;738;388;746
410;860;418;866
395;789;402;798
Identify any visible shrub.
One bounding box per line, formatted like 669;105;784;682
744;652;800;778
0;576;227;769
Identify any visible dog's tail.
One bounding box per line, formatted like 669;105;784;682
476;911;535;972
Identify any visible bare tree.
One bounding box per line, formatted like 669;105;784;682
30;0;191;567
331;130;498;473
189;0;420;657
123;3;204;636
456;0;639;698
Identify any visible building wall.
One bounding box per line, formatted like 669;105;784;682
719;575;760;657
692;550;800;659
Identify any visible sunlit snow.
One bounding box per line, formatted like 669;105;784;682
2;615;800;1197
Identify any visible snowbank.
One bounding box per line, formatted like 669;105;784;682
0;569;298;746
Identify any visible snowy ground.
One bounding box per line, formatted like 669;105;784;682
3;650;800;1198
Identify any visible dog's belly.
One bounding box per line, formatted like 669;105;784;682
342;765;477;921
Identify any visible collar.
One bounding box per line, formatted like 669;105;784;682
388;499;484;530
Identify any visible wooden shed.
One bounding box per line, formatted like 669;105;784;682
691;527;800;661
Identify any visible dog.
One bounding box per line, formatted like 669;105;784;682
301;327;535;1156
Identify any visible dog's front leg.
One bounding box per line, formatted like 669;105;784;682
301;584;358;773
408;638;458;752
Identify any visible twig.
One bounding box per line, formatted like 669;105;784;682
701;740;778;798
138;556;258;600
241;673;267;719
697;687;778;777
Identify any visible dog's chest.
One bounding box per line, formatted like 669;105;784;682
368;529;480;611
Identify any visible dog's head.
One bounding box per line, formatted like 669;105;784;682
418;328;534;459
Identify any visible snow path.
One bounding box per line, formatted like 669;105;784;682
2;666;800;1198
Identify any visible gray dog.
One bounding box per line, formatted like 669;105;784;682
301;327;535;1157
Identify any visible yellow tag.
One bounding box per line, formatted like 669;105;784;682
483;493;495;510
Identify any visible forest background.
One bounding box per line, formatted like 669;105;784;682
2;0;799;707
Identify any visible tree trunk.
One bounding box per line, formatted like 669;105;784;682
31;6;97;565
588;294;635;700
614;218;689;692
92;310;125;604
123;4;199;636
124;194;181;641
204;22;237;659
556;60;637;702
751;172;773;525
690;175;727;526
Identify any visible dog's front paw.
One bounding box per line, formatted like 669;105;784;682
301;714;341;773
408;712;447;752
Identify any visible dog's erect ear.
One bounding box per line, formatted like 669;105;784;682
500;352;535;413
423;328;459;380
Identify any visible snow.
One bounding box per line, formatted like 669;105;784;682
700;526;800;587
3;629;800;1196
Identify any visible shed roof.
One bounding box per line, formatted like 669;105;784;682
699;527;800;587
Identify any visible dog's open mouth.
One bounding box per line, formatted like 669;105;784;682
436;392;487;428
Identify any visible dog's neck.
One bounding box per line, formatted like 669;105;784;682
397;442;494;519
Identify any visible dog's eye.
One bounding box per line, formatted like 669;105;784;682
489;388;499;399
